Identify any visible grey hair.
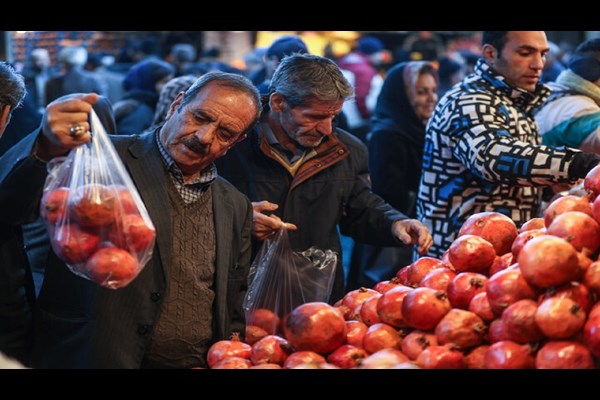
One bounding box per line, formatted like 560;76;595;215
180;71;262;129
0;62;26;111
268;53;354;108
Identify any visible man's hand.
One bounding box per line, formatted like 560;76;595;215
252;200;298;240
36;93;99;161
392;219;433;256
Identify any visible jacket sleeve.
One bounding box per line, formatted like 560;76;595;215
368;130;410;211
339;139;407;246
229;196;253;338
0;129;49;224
449;92;581;187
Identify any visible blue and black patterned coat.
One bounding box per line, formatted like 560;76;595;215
417;59;582;257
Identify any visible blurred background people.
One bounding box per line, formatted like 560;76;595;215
338;36;387;141
536;38;600;154
45;46;106;104
251;35;308;95
113;58;175;135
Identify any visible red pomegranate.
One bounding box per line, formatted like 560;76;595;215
416;345;466;369
210;357;252;369
518;235;581;289
401;331;438;360
247;308;281;335
405;257;446;287
40;187;70;225
206;333;252;367
511;229;546;260
70;183;118;227
108;213;156;253
362;323;402;354
592;194;600;224
468;292;495;323
448;235;496;273
250;363;282;369
86;247;139;289
283;351;326;369
244;325;268;346
501;299;544;344
458;211;518;256
489;253;514;276
358;348;410;369
395;266;409;285
584;164;600;197
420;268;457;292
113;185;139;214
535;297;586;339
283;302;346;355
326;345;368;369
484;341;535;369
342;288;380;319
373;278;403;294
543;195;593;227
376;285;412;328
547;211;600;254
345;320;368;348
402;288;451;330
584;261;600;295
542;282;592;314
464;345;489;369
536;341;594;369
250;335;290;365
52;224;100;264
519;217;545;233
583;317;600;357
486;268;537;316
435;309;486;350
447;272;488;310
488;319;509;343
358;295;381;326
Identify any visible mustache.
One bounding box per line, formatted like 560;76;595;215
181;136;210;155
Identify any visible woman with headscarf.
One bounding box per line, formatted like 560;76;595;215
113;59;174;135
347;61;438;290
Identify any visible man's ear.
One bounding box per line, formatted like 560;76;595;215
165;91;185;121
482;44;498;65
0;104;12;138
269;92;287;113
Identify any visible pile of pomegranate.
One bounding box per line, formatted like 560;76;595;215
41;183;155;289
205;166;600;369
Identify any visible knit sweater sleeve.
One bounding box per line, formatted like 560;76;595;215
449;92;586;186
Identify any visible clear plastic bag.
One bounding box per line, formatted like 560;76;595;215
243;229;337;334
40;109;156;289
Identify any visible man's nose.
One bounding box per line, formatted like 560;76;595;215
531;53;545;70
316;118;334;136
195;123;217;143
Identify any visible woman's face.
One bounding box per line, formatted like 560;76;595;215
413;72;438;122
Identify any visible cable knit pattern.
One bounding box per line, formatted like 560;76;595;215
142;179;216;368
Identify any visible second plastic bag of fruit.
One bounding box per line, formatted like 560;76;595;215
40;109;156;289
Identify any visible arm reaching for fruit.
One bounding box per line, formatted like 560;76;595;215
252;200;298;240
392;219;433;255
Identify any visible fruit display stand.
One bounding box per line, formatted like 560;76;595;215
205;167;600;369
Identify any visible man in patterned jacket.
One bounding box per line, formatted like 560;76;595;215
417;31;600;258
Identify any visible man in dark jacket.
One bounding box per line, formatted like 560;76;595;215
0;72;261;368
216;54;433;303
0;62;33;366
